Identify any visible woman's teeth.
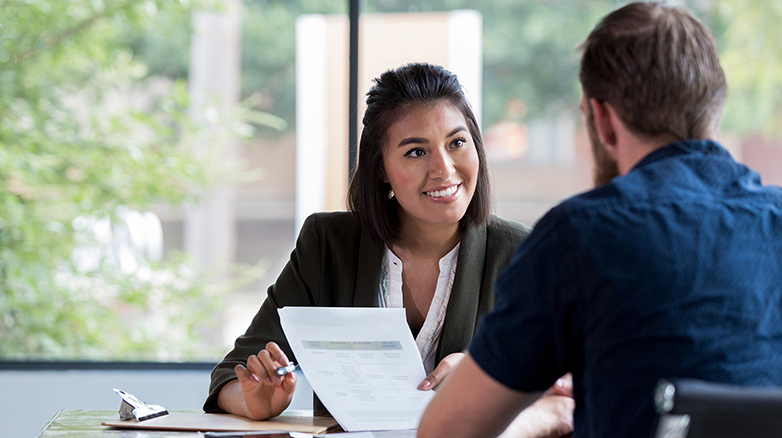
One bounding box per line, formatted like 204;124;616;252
426;185;458;198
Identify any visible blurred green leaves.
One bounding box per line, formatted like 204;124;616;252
366;0;781;136
237;0;345;134
715;0;782;136
0;0;238;361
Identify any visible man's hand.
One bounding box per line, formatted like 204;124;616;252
418;353;540;438
497;374;574;438
418;352;465;390
544;374;573;398
418;355;574;438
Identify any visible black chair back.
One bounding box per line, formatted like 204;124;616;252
654;379;782;438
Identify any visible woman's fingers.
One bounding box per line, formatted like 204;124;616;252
265;342;291;365
281;369;298;394
244;342;293;386
418;352;465;390
247;352;274;385
234;363;259;383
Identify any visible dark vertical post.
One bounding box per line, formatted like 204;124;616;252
348;0;360;181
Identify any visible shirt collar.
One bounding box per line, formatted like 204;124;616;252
632;139;732;172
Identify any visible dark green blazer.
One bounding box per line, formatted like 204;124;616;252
204;211;530;413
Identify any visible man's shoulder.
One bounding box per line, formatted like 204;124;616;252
544;187;621;222
559;141;782;218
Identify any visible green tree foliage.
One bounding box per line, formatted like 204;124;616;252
369;0;780;136
714;0;782;135
129;0;344;136
0;0;237;360
473;0;615;125
239;0;345;133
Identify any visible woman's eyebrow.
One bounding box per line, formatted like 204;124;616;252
447;126;468;137
397;137;428;148
397;126;468;148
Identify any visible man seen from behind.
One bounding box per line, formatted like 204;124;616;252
418;2;782;437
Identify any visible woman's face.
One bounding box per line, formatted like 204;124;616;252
382;101;480;232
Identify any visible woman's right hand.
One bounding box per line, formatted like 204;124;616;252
220;342;298;420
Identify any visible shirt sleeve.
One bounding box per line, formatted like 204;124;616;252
203;213;324;412
469;208;578;393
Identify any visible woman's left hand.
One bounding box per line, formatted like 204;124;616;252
418;352;464;390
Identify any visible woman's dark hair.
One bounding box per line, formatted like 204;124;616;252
347;62;492;243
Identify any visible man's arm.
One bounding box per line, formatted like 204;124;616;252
417;352;541;438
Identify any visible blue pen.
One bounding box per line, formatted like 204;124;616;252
274;362;298;376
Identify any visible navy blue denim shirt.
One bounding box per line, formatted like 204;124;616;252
471;140;782;437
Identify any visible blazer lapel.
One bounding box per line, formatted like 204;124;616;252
352;229;384;307
437;223;487;361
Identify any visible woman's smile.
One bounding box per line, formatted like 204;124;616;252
424;183;461;200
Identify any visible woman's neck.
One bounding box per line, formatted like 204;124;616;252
393;214;462;260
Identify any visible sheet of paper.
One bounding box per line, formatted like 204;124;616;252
279;307;435;432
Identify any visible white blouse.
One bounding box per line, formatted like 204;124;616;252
378;243;460;375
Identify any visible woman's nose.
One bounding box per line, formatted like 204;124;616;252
429;148;455;179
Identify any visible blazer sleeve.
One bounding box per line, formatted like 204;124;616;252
203;214;324;413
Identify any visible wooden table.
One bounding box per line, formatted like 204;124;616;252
36;410;325;438
37;410;196;437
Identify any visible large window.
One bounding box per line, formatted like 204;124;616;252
2;0;780;362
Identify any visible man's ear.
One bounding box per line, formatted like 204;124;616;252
589;98;619;154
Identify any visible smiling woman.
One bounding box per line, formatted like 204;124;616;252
204;63;532;422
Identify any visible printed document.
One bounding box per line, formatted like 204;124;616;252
278;307;435;432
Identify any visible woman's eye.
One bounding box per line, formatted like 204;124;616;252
451;138;466;149
405;148;426;158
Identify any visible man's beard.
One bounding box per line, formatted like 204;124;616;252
586;107;620;187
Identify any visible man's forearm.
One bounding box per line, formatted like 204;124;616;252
417;353;537;438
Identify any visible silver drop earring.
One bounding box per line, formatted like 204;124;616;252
388;189;395;199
